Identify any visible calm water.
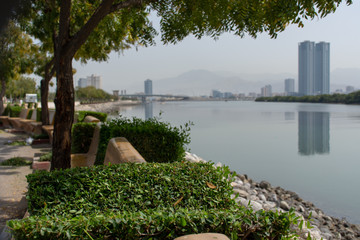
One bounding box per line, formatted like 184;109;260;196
114;101;360;224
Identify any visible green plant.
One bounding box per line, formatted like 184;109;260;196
2;104;11;116
95;117;192;165
27;102;33;108
39;152;52;162
9;106;22;117
33;133;49;140
4;140;27;146
25;162;234;217
71;122;97;153
36;108;42;122
77;111;107;122
0;157;32;166
26;109;33;119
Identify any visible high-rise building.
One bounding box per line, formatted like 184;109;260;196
298;41;330;96
77;74;102;89
284;78;295;95
144;79;153;95
261;85;272;97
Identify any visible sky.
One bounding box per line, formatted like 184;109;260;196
72;1;360;93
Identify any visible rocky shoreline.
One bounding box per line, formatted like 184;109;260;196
185;152;360;240
75;100;140;113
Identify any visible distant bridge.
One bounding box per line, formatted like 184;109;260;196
119;94;189;102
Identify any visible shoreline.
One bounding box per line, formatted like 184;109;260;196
74;100;140;113
185;152;360;240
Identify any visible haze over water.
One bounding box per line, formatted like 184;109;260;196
115;101;360;224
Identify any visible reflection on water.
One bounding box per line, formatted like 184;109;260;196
284;112;295;121
144;101;153;120
298;111;330;156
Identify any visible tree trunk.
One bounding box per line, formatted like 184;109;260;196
51;54;74;170
0;79;6;115
40;79;49;124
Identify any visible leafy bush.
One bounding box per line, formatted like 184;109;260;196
95;117;191;165
0;157;32;166
8;207;300;240
71;122;97;153
77;110;107;122
39;152;52;162
2;104;11;116
25;162;234;217
33;133;49;139
26;109;33;119
27;102;33;108
9;106;22;117
36;108;42;121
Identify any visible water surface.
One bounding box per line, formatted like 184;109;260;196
115;101;360;224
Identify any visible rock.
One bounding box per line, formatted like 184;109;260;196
243;183;251;190
231;182;242;189
263;202;276;210
174;233;230;240
268;193;278;202
280;201;290;211
258;194;267;202
259;180;271;189
233;189;249;198
250;200;264;212
298;205;305;213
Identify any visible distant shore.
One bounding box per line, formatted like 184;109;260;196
75;100;140;113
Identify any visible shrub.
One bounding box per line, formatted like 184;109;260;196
0;157;32;166
27;102;33;108
71;122;97;153
39;152;52;162
36;108;42;122
8;207;300;240
95;117;191;165
26;109;33;119
2;104;11;116
25;162;235;217
9;106;22;117
77;110;107;122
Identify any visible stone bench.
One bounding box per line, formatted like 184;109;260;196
84;115;100;123
103;137;146;165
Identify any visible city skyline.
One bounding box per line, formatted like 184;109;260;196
72;2;360;94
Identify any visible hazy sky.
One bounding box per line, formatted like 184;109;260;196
73;1;360;93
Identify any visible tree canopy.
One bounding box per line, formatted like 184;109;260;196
17;0;353;169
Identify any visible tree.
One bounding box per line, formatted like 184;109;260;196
76;86;114;102
20;0;352;170
0;20;37;114
6;76;37;100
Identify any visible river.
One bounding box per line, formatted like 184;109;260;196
112;101;360;224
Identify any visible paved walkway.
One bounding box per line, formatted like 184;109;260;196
0;129;51;235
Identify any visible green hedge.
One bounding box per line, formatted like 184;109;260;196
2;104;11;116
95;117;191;165
8;207;300;240
36;108;42;122
26;109;33;119
25;162;234;217
9;106;22;117
77;110;107;122
71;122;97;154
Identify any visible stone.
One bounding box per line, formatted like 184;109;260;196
103;137;146;165
268;193;278;202
280;201;290;211
231;182;242;189
250;200;263;212
298;205;305;213
174;233;230;240
258;194;267;202
233;189;249;198
259;180;271;189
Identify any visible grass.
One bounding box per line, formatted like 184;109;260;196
0;157;32;166
38;152;52;162
4;140;27;146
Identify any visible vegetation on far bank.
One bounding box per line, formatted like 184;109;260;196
255;90;360;104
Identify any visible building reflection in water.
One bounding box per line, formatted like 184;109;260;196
144;101;153;120
298;111;330;155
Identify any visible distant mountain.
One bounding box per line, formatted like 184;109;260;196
153;69;295;96
123;68;360;96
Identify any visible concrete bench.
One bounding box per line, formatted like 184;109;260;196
103;137;146;165
30;109;55;135
18;109;37;132
70;122;102;168
8;108;29;129
84;115;100;123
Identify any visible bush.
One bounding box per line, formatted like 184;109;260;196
9;106;22;117
8;207;300;240
0;157;32;166
39;152;52;162
95;117;191;165
71;122;97;153
2;104;11;116
36;108;42;122
77;110;107;122
25;162;234;217
26;109;33;119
